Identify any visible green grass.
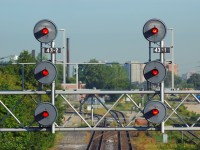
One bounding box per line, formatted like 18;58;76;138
131;131;199;150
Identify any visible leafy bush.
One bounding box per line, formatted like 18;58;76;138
0;50;64;149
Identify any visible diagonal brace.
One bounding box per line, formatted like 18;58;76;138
0;100;23;126
60;94;91;128
94;95;122;127
164;94;190;126
94;94;124;128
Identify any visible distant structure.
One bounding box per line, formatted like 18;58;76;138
0;55;18;63
61;81;86;90
61;81;86;101
182;71;196;80
32;50;35;59
166;64;179;75
124;61;145;83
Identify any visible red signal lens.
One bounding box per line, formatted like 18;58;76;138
152;109;159;115
151;27;158;34
41;28;49;35
152;69;159;76
42;111;49;118
42;69;49;76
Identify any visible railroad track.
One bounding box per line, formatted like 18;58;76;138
87;130;104;150
170;118;200;144
112;110;133;150
86;119;106;150
87;110;134;150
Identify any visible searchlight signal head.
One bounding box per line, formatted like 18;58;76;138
34;61;57;85
34;102;58;126
143;101;167;124
41;27;49;35
151;27;159;34
151;69;159;76
42;69;49;76
42;111;49;118
143;18;167;43
152;108;159;115
143;61;167;84
33;19;57;43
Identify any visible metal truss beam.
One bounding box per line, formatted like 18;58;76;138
0;90;199;95
1;126;200;132
1;90;200;132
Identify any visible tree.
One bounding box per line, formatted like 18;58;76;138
79;59;104;89
78;59;129;90
17;50;38;89
187;73;200;89
0;50;64;150
17;50;35;63
164;71;182;88
103;63;129;90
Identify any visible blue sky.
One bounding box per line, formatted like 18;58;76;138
0;0;200;75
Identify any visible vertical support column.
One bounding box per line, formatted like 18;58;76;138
129;63;132;90
147;42;152;100
148;42;152;90
39;43;43;103
22;64;25;91
76;64;79;90
171;29;174;90
91;96;94;126
149;42;151;62
40;43;43;61
67;38;70;82
51;41;56;134
63;31;66;90
160;41;165;134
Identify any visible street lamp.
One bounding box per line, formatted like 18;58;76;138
168;28;174;90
